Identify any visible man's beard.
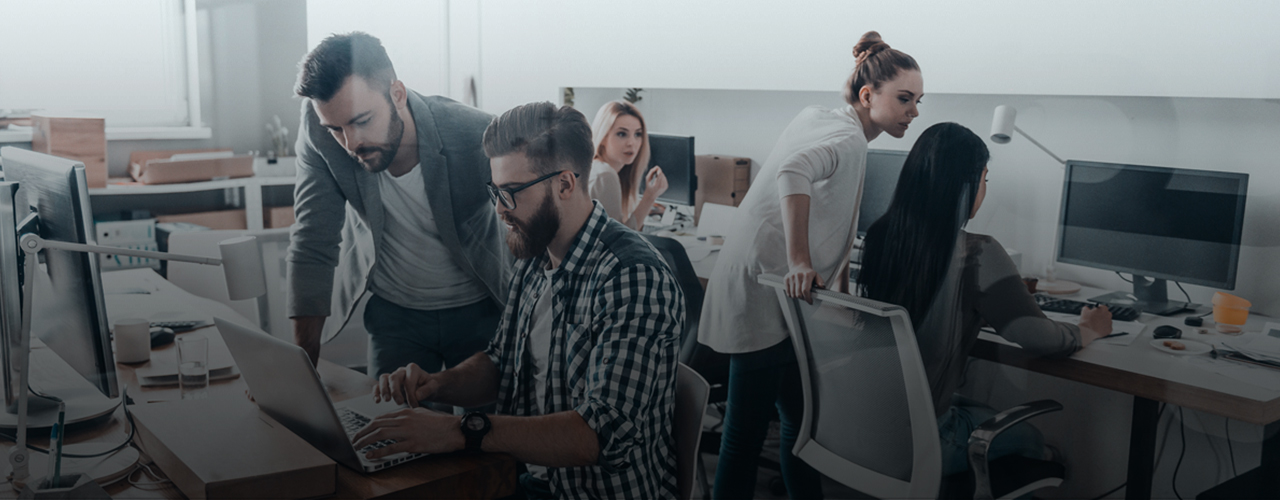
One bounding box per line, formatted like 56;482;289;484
351;104;404;173
504;189;560;260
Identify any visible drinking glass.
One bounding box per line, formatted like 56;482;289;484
177;335;209;400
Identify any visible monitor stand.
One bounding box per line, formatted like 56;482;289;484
1091;275;1188;316
0;345;121;430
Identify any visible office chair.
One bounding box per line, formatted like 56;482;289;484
759;274;1065;500
675;363;711;500
640;234;741;498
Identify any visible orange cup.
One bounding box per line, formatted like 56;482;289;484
1212;292;1251;326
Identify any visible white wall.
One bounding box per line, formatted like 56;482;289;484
476;0;1280;116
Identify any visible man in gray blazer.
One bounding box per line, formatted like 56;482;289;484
288;32;510;377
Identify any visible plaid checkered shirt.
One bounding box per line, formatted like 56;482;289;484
485;202;684;499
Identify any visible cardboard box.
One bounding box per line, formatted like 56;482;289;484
264;205;295;229
694;155;751;224
156;209;248;230
131;398;336;500
128;149;254;185
30;114;107;188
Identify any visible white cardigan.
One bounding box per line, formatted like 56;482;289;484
699;105;868;354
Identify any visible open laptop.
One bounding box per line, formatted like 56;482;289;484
215;317;426;472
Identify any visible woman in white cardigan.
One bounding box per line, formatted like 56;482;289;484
699;31;923;500
588;100;667;230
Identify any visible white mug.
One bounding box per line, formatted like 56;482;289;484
113;318;151;364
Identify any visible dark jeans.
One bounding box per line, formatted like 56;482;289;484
363;294;501;378
714;338;824;500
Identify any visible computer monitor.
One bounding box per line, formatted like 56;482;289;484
646;134;697;206
0;182;23;415
0;147;119;409
1057;160;1248;315
858;149;909;238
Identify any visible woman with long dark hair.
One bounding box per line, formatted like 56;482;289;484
700;31;922;499
857;122;1113;475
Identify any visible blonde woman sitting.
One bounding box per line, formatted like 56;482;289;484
588;100;667;230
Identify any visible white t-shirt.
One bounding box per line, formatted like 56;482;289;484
369;164;489;311
524;266;557;481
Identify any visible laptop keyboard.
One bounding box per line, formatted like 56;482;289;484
338;407;397;454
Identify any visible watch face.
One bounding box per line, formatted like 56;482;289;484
465;416;485;432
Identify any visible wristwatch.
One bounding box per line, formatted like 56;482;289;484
460;411;491;452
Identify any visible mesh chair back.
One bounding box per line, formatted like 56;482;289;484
759;274;942;499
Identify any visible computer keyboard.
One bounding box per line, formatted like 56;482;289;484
1034;294;1140;322
150;319;209;332
338;407;396;453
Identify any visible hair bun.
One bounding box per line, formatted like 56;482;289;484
852;31;890;65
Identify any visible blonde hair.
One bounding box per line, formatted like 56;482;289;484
590;100;651;213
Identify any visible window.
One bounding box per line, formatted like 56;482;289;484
0;0;207;140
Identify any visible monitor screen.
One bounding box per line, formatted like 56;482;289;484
646;134;697;206
858;149;909;238
0;183;22;409
0;147;118;401
1057;160;1248;289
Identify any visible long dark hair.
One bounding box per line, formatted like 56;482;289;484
857;122;989;324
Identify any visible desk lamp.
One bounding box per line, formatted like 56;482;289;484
8;232;266;495
990;105;1066;166
989;105;1079;294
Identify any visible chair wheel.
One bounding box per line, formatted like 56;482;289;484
768;476;786;496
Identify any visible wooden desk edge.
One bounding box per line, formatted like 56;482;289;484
971;340;1280;426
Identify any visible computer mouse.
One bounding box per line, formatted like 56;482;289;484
149;327;175;348
1153;325;1182;339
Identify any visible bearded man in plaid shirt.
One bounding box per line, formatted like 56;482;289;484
354;101;684;499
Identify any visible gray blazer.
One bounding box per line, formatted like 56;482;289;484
287;92;511;343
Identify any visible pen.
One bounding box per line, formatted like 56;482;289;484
49;401;65;487
1098;332;1128;340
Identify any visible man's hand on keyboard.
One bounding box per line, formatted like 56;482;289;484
351;407;464;458
374;362;439;407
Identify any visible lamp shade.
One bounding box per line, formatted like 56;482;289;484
990;105;1017;144
218;236;267;301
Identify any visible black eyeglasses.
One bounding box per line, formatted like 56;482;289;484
487;170;579;210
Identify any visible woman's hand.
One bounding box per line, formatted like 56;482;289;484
1077;304;1113;347
645;166;668;199
784;265;825;304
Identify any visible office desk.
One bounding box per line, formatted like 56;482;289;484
675;237;1280;500
971;285;1280;500
0;269;516;499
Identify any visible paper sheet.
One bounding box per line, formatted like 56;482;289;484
1187;356;1280;391
1043;311;1145;346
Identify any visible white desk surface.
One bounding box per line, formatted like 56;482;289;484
974;284;1280;424
663;233;1280;424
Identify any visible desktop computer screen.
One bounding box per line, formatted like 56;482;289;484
0;183;22;411
646;134;697;206
858;149;909;238
1057;160;1248;314
0;147;119;405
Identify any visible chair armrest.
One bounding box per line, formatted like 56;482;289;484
967;400;1063;500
